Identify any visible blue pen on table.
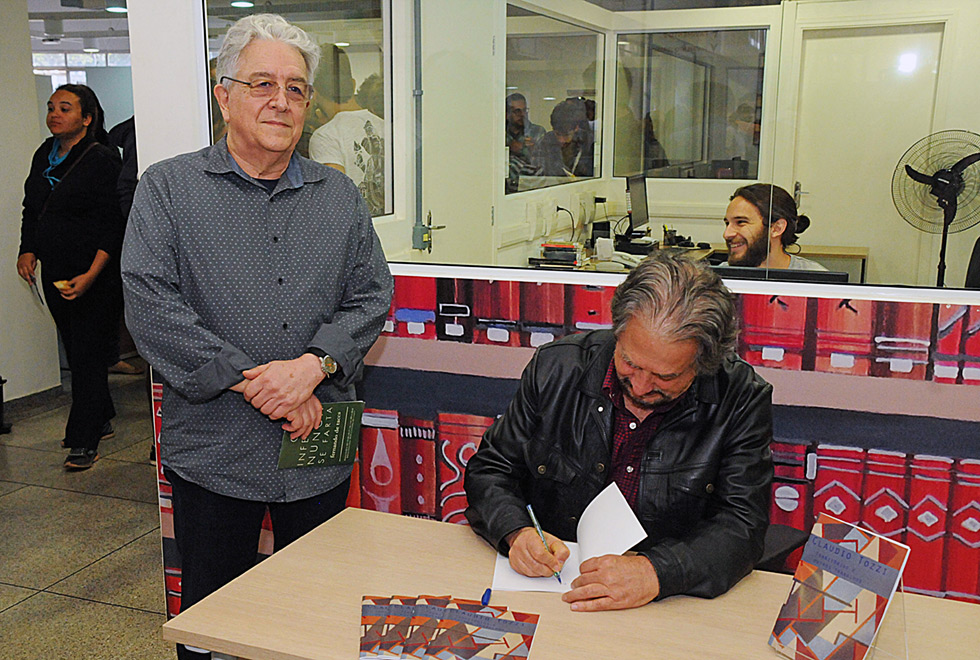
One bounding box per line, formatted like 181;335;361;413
526;504;562;584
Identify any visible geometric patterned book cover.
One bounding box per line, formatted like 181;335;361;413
400;596;454;660
361;596;394;659
383;595;538;660
770;514;910;660
420;597;538;660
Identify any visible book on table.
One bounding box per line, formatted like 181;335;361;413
770;513;910;660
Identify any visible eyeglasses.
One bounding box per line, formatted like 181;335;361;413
220;76;312;103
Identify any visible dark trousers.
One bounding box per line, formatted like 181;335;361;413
43;273;119;451
165;468;350;660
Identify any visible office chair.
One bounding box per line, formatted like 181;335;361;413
756;523;810;574
966;236;980;289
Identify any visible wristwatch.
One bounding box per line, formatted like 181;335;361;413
306;348;338;377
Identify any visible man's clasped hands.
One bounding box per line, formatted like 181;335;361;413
231;353;326;440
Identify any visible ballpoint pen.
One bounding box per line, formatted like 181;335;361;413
526;504;562;583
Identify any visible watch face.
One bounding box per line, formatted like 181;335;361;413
321;355;338;375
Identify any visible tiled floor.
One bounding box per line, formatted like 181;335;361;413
0;362;177;659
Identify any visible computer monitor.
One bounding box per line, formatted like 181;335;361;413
710;264;850;284
625;173;649;237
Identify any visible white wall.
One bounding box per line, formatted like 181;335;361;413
128;0;211;170
86;66;135;131
1;0;61;400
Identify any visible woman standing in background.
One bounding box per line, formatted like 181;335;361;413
16;84;125;470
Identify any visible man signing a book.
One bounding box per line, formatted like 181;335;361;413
121;14;392;659
464;251;773;611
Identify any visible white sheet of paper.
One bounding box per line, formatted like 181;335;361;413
491;482;648;593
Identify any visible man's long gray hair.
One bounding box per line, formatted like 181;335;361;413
611;252;738;374
216;14;320;85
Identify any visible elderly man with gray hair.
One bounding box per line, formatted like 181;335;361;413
465;250;773;611
121;14;392;658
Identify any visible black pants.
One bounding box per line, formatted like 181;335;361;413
43;273;119;451
165;468;350;660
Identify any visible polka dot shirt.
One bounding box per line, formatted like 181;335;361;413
121;138;393;502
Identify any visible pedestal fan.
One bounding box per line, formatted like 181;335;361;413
891;130;980;287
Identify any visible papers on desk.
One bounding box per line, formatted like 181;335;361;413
360;594;539;660
492;482;648;593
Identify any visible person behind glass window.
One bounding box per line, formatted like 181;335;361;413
727;103;759;163
505;92;545;193
723;183;826;270
643;113;669;171
16;83;125;471
308;45;385;216
355;73;385;119
531;97;594;178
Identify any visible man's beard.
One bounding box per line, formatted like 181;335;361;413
727;232;769;267
618;375;673;410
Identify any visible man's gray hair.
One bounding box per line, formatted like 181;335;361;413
611;251;738;374
216;14;320;85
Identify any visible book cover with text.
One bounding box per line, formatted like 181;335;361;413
770;513;910;660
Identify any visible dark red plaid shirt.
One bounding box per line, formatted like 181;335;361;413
601;359;681;512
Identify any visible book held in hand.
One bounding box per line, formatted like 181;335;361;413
277;400;364;469
770;513;910;660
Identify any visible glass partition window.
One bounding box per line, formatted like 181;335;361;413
505;5;603;194
33;51;132;91
205;1;392;217
614;29;766;180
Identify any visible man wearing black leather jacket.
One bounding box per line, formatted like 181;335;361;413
464;251;773;611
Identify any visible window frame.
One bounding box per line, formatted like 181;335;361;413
502;3;607;197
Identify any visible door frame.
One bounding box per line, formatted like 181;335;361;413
771;0;962;284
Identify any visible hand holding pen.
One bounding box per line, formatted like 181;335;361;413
505;504;569;583
527;504;563;583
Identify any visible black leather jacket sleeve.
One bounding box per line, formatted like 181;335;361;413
463;345;554;554
464;330;773;601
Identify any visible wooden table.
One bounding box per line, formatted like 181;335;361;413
162;508;980;659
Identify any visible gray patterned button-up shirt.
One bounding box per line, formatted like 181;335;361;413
121;138;392;501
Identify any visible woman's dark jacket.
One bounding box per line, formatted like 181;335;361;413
464;329;774;600
19;134;124;281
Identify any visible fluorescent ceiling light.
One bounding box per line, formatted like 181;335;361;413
230;1;255;7
105;0;127;13
82;38;100;53
335;41;350;48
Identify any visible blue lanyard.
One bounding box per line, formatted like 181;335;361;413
43;138;69;188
